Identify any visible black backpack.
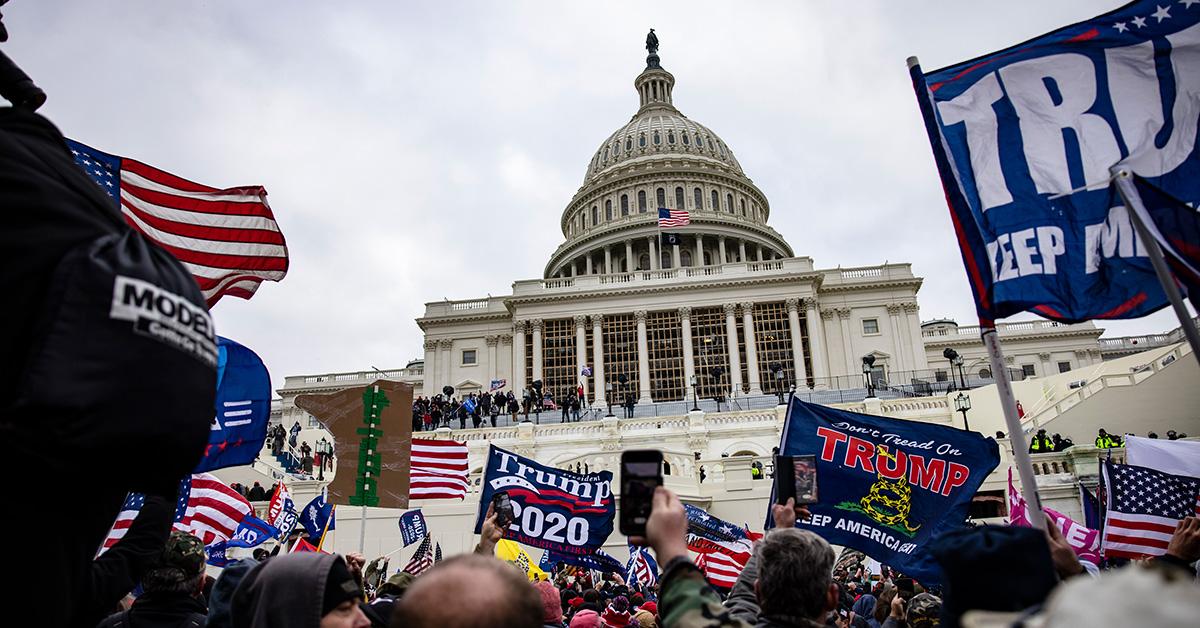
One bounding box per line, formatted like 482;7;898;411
0;109;214;492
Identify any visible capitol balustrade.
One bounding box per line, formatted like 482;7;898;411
921;319;1095;339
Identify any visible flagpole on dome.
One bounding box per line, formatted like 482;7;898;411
1111;167;1200;367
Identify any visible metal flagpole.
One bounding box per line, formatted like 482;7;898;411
1111;168;1200;368
981;325;1046;531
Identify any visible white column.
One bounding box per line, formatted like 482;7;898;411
585;254;592;275
738;240;747;262
887;304;909;372
903;303;929;370
439;339;453;391
805;299;828;388
837;308;853;373
604;246;612;274
513;321;527;393
531;319;544;384
486;335;499;385
635;310;652;403
680;307;695;401
592;314;606;408
741;302;762;395
423;339;438;392
758;244;766;261
671;242;681;269
649;236;660;270
785;299;809;387
724;303;743;395
1038;352;1052;377
695;235;704;266
624;240;634;272
718;236;727;264
574;315;588;404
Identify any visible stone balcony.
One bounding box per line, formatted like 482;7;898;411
921;319;1100;341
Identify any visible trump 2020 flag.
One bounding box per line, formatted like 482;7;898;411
398;509;428;547
474;445;614;558
910;0;1200;323
195;336;271;473
225;515;281;549
775;398;999;584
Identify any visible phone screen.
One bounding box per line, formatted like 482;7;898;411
620;451;663;537
792;455;818;504
492;491;514;527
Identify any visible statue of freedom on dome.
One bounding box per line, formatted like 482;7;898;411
645;28;659;55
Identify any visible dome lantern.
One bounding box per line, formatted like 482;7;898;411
636;29;675;113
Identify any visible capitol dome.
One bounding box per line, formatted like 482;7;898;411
546;41;792;279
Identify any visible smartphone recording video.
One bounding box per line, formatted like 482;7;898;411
491;490;515;528
619;450;663;537
774;454;819;505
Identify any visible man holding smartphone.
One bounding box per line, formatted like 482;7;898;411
633;487;838;627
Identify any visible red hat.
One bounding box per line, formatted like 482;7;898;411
569;597;585;608
640;601;658;615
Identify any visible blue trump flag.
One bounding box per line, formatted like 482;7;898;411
774;398;999;585
910;0;1200;323
301;491;335;539
1129;175;1200;297
398;509;428;547
226;515;281;549
541;547;625;575
195;336;271;473
475;445;615;558
206;541;231;567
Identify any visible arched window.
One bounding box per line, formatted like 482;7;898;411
626;137;633;151
591;205;598;225
638;190;647;213
602;147;608;161
681;250;692;267
711;190;719;211
639;134;646;148
656;188;666;208
726;193;734;213
667;131;676;144
682;133;690;145
694;187;703;210
703;252;712;265
696;134;704;147
718;142;726;158
675;187;685;209
638;253;650;270
661;251;672;269
740;199;747;216
620;194;629;216
653;131;661;145
605;199;613;221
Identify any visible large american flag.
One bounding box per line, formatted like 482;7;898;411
692;538;752;588
101;473;254;551
658;207;690;228
66;139;288;306
1102;461;1200;560
410;438;470;500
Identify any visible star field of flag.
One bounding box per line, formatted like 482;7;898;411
1109;462;1200;519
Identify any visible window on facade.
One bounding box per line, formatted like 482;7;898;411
682;133;690;145
603;147;608;162
696;134;704;147
603;314;640;403
638;253;650;270
638;190;647;213
541;319;577;400
754;302;799;391
694;187;703;210
681;250;692;267
862;319;880;335
935;370;948;382
1057;361;1072;373
653;131;661;145
461;349;477;365
647;311;684;402
592;205;598;225
626;137;632;151
711;190;719;211
667;131;676;144
661;250;672;269
726;193;734;213
605;200;613;220
657;188;666;208
675;187;685;209
740;199;747;216
621;194;629;216
639;134;646;147
1022;364;1036;377
691;307;731;399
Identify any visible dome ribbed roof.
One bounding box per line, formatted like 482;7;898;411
583;112;743;184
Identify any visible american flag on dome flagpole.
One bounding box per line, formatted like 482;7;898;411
100;473;254;552
657;207;690;228
65;139;289;306
403;535;436;575
1101;461;1200;560
410;439;470;500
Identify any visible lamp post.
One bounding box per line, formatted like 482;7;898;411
954;392;972;432
690;374;700;412
862;355;876;398
942;348;965;391
605;382;614;417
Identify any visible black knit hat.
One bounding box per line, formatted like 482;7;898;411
930;526;1057;627
322;557;362;615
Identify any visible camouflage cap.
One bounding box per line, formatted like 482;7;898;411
158;530;206;576
907;592;942;628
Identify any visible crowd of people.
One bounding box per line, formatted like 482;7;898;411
85;480;1200;628
227;481;277;502
411;385;596;432
1025;427;1192;454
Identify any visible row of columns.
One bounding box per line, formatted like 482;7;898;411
557;234;781;277
509;298;831;405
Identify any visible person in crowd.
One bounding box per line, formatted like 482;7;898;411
1028;429;1053;453
624;393;635;419
97;531;209;628
391;553;542;628
509;391;520;422
561;391;572;423
230;552;370;627
523;388;533;419
270;424;285;456
1148;431;1159;439
994;430;1005;439
536;580;565;628
850;594;876;628
570;393;581;422
1167;429;1180;441
247;481;267;502
457;402;468;430
881;592;941;628
289;421;301;449
601;594;632;626
412;399;424;433
490;398;501;427
1095;428;1121;449
1051;433;1074;452
300;440;314;473
870;586;896;628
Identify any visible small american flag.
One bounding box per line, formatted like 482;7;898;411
625;545;659;588
411;439;470;500
403;535;436;575
1102;461;1200;560
66;139;289;306
100;473;253;551
658;207;690;228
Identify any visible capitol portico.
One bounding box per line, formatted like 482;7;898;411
419;44;935;407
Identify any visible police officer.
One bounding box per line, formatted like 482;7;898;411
1028;429;1053;453
1095;428;1121;449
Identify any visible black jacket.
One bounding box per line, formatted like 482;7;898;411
97;591;207;628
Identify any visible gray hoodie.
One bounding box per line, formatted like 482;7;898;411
231;552;341;628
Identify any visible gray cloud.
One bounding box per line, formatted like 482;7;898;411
5;1;1186;390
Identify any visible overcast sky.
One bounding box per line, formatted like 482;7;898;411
6;1;1188;391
